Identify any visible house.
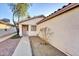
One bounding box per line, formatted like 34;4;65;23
19;15;45;36
0;20;14;30
0;18;10;23
0;20;16;37
37;3;79;55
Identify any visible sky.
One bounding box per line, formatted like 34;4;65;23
0;3;68;23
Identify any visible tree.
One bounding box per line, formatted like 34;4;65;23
9;3;30;36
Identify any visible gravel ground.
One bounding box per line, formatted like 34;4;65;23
29;36;67;56
0;38;20;56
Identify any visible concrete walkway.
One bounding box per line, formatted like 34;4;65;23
12;36;32;56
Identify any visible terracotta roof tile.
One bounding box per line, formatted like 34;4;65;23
19;15;45;23
0;21;14;26
37;3;79;24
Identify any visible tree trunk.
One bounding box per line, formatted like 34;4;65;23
13;12;19;36
16;15;20;36
16;27;19;35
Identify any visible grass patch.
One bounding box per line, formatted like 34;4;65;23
10;34;22;39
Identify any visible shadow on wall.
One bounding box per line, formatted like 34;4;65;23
39;27;54;41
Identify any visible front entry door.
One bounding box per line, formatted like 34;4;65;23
22;25;28;36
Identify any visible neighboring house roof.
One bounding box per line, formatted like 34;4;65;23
0;21;14;27
0;18;10;23
37;3;79;24
19;15;45;23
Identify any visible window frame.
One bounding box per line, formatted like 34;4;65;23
31;25;36;31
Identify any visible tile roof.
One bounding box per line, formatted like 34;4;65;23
0;21;14;26
19;15;45;23
37;3;79;24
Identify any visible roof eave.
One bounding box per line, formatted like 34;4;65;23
37;3;79;25
19;15;45;24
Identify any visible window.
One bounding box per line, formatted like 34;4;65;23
31;25;36;31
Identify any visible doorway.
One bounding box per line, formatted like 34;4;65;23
22;25;28;36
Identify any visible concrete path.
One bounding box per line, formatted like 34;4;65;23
12;36;32;56
29;36;67;56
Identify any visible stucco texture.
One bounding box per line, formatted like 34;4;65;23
0;23;11;29
37;7;79;56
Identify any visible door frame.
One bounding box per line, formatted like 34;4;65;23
22;25;28;35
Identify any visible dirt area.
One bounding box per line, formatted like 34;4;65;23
29;36;67;56
0;38;20;56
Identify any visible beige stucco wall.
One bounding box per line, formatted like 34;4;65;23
19;17;44;36
37;7;79;56
0;23;16;37
0;23;11;29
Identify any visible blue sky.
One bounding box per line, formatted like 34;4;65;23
0;3;68;23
